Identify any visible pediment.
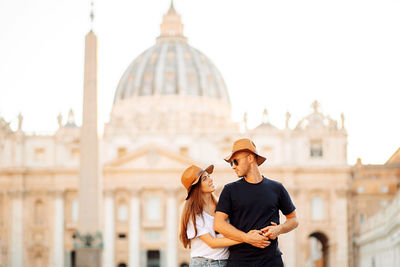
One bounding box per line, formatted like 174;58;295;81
386;147;400;165
104;143;195;170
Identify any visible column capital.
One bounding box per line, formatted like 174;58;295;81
129;187;143;197
49;189;66;198
335;187;349;198
7;189;26;198
103;188;115;198
165;187;180;197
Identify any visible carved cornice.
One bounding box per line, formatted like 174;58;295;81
334;187;349;198
7;189;27;198
48;189;66;198
0;167;78;175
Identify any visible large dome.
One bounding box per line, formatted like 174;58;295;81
113;5;230;104
106;4;237;137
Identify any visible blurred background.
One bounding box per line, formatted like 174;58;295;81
0;0;399;266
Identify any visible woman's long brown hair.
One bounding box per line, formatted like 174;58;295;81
179;180;217;248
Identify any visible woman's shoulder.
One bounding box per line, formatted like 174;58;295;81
191;212;208;225
202;210;215;219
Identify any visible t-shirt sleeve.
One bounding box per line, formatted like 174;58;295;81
278;183;296;215
215;184;231;216
186;215;210;239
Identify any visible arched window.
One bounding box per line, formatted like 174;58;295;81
308;232;329;267
34;200;44;224
311;197;324;220
117;201;128;222
117;263;127;267
72;199;79;222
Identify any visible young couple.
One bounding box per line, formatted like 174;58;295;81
179;138;299;267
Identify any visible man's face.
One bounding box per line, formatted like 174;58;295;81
230;151;251;177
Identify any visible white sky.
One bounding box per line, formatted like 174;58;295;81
0;0;399;165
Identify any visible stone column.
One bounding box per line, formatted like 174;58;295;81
52;190;65;267
335;188;348;267
129;188;141;267
166;189;177;267
281;186;298;267
103;190;115;267
9;190;24;267
280;227;296;267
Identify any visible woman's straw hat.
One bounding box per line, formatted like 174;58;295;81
181;164;214;200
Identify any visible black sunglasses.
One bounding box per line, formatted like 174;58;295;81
229;154;249;167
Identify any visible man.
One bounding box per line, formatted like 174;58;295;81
214;138;298;266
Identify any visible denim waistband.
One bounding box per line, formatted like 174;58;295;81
192;257;227;263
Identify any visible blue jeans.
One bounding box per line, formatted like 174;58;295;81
190;257;228;267
226;255;283;267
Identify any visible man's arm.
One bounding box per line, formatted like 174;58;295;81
214;211;270;248
261;211;299;240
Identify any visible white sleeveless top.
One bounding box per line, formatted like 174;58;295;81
186;211;229;260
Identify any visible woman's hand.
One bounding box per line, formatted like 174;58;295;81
245;230;271;249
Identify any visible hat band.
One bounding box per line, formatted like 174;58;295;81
197;169;204;176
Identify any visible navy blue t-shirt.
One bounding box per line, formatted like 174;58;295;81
216;176;296;260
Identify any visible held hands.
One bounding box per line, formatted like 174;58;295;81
245;230;271;249
244;221;281;248
261;222;281;240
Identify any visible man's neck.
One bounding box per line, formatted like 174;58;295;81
244;165;263;184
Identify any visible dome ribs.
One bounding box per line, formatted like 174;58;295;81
153;42;168;96
113;44;229;104
135;46;154;97
190;46;205;98
163;44;177;95
175;42;186;96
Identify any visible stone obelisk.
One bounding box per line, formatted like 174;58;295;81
75;23;103;267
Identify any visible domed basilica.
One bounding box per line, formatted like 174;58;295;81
1;3;399;267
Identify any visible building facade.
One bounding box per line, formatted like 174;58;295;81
351;148;400;267
355;192;400;267
0;4;360;267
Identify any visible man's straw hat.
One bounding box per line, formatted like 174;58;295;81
224;138;266;166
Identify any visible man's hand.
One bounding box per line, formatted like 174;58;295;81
245;230;271;249
261;222;281;240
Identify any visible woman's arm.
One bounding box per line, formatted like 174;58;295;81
198;233;241;248
214;211;270;248
198;229;265;248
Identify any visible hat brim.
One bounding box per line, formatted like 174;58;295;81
224;149;266;166
185;165;214;200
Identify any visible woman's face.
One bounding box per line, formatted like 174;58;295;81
200;171;215;193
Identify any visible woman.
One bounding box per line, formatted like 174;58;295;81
179;164;240;267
